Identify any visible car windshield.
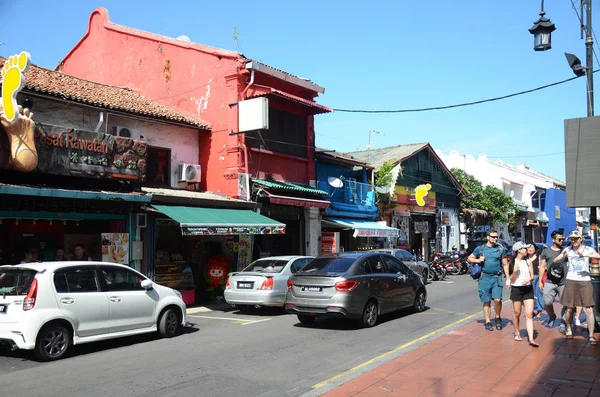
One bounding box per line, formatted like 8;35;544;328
0;268;37;296
242;260;288;273
299;257;355;275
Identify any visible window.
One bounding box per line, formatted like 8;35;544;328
54;268;99;293
146;146;171;187
291;258;311;273
301;257;355;274
242;259;288;273
0;269;37;295
245;107;307;158
100;266;144;291
366;256;385;273
383;256;406;274
397;250;413;262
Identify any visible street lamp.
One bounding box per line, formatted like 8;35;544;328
529;0;556;51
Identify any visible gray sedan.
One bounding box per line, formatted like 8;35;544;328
224;256;314;308
285;251;426;328
372;249;430;284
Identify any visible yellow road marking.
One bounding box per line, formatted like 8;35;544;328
312;299;512;389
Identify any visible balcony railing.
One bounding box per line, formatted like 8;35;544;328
317;179;376;206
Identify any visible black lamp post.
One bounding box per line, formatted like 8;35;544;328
529;0;556;51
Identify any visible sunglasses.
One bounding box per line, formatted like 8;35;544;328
556;238;564;241
489;236;498;239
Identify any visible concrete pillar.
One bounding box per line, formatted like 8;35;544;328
304;207;321;257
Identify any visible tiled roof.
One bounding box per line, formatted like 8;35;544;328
251;179;328;196
0;57;210;129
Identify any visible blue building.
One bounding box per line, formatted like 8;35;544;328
539;188;577;243
315;149;398;252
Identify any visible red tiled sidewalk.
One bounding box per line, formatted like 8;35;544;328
321;306;600;397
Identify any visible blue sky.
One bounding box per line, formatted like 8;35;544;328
0;0;595;181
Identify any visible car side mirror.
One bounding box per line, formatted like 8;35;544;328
141;279;153;290
396;273;406;282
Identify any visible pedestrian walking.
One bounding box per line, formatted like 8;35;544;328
538;230;568;332
555;230;599;344
508;242;539;347
527;243;544;322
468;230;509;331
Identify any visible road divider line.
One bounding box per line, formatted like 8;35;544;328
242;318;272;325
312;298;514;389
187;315;260;323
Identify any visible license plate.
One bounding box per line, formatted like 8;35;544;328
237;282;253;289
301;286;323;292
0;304;6;314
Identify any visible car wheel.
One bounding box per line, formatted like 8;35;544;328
158;307;180;338
422;269;430;285
34;323;71;361
413;289;426;313
360;300;378;328
297;314;315;325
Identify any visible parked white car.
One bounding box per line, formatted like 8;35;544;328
0;261;187;361
224;256;314;309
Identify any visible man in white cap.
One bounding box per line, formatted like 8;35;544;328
554;230;600;344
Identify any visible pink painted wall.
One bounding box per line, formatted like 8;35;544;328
59;7;320;196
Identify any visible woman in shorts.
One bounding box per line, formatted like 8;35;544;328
508;241;538;347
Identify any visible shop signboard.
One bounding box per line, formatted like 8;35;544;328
1;123;147;181
101;233;130;264
321;232;339;254
181;225;286;236
237;235;252;271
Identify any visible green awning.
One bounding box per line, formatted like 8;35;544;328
152;205;285;236
0;183;151;202
252;179;328;196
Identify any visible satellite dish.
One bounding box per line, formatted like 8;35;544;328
176;35;192;42
376;186;390;194
328;177;344;188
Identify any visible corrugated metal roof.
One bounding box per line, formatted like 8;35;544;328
252;179;328;196
248;89;332;114
344;143;430;169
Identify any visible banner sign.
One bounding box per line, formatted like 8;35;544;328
182;225;286;236
1;123;148;181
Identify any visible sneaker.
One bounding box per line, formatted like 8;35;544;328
575;318;581;327
559;323;566;334
495;317;503;330
485;322;494;331
534;315;544;322
547;313;557;328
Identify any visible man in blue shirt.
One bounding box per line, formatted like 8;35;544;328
468;230;509;331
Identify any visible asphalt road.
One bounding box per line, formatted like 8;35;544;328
0;275;510;397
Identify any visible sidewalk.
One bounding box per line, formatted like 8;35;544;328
321;307;600;397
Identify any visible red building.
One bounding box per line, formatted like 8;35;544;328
58;7;332;256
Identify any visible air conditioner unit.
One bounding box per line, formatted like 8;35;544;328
110;126;142;140
178;163;202;183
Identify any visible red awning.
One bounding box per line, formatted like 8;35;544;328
249;89;333;114
266;192;330;209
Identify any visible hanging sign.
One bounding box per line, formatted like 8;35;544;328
181;225;286;236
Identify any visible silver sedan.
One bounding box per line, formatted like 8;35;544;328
224;256;314;308
372;249;430;284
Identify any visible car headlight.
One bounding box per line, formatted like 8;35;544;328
173;290;182;299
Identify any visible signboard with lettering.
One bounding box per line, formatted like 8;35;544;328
1;123;147;181
182;225;286;236
321;232;339;254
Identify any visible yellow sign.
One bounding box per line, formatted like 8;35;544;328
415;184;432;206
1;51;31;121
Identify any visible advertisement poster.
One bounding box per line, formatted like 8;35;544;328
321;232;340;254
237;235;252;271
101;233;130;264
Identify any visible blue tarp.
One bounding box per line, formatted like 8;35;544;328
325;217;399;238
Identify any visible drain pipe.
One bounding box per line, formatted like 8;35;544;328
241;69;255;99
94;112;105;133
239;68;254;180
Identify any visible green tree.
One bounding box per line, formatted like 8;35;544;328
374;160;395;205
451;168;517;225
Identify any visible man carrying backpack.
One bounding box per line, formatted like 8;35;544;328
539;230;568;331
468;230;509;331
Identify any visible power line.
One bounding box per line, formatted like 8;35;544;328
570;0;600;68
332;73;591;113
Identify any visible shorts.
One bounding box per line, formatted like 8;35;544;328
560;279;595;307
478;273;503;303
510;285;534;301
542;282;565;306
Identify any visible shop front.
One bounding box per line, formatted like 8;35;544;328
146;204;285;305
0;123;149;267
321;218;400;252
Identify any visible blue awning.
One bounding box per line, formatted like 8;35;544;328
325;217;399;238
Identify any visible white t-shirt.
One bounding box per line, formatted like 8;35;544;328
564;246;594;281
511;259;532;287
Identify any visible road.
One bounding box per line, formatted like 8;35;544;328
0;275;510;397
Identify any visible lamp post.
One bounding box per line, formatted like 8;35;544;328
529;0;556;51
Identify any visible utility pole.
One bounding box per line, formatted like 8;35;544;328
581;0;597;252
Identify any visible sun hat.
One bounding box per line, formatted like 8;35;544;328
568;230;582;239
512;241;529;252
